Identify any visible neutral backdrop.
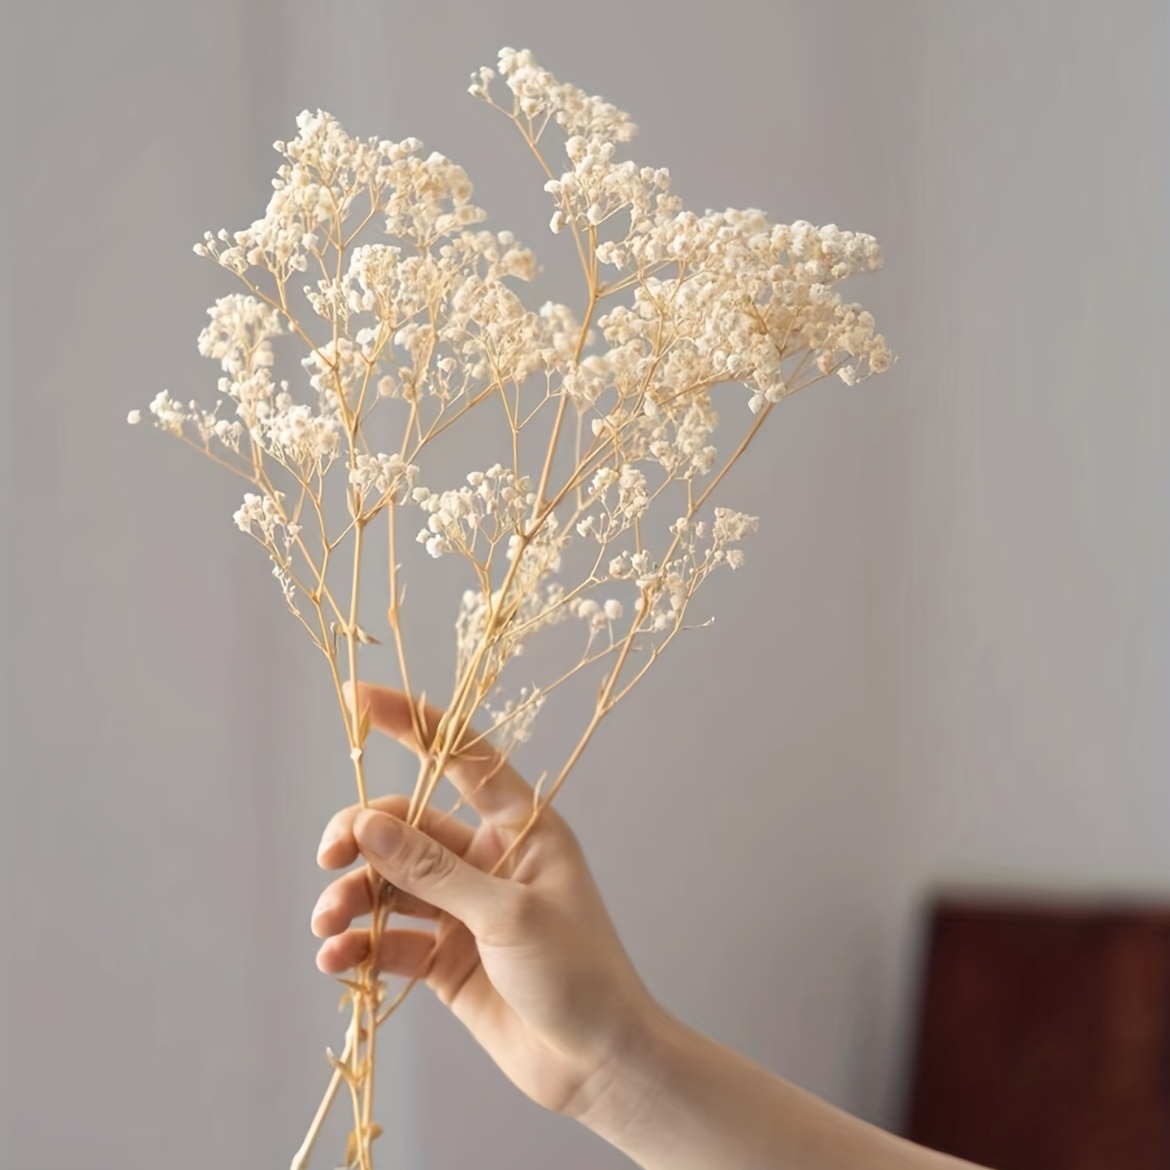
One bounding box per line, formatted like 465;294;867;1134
2;2;1166;1168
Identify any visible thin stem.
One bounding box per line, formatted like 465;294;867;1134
175;434;257;484
387;503;424;752
360;944;379;1169
289;1034;355;1170
346;517;369;805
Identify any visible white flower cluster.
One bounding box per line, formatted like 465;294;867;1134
451;484;574;678
415;464;536;559
195;113;433;277
574;465;652;543
710;506;758;549
197;297;282;419
475;48;889;411
472;47;637;145
233;490;299;542
133;46;891;797
569;596;624;631
140;388;246;453
599;506;759;632
197;292;284;380
557;503;756;641
299;335;364;410
233;491;303;606
589;210;890;417
137;291;347;476
263;391;341;467
543;138;673;251
454;573;567;680
349;452;419;507
144;388;187;436
381;147;485;244
484;685;545;753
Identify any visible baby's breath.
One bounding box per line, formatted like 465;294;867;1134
131;47;892;1170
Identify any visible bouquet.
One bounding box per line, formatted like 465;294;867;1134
129;46;892;1170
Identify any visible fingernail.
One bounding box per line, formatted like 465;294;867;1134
356;811;403;859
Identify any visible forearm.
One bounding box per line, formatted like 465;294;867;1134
573;1006;991;1170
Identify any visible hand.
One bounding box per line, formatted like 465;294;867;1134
312;686;989;1170
312;682;664;1118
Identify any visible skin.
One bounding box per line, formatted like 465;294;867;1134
314;682;991;1170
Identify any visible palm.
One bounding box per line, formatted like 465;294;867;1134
419;817;635;1114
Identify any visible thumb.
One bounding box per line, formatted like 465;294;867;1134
354;810;508;934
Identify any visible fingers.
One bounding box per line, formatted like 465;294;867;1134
318;792;475;871
352;808;516;936
316;920;502;1025
312;866;439;938
316;926;438;978
347;682;536;825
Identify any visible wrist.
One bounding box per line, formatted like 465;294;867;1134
570;1002;993;1170
566;997;701;1150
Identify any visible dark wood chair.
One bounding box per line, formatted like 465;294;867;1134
902;895;1170;1169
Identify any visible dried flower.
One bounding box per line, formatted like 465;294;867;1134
131;47;892;1170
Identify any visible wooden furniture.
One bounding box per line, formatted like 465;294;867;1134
902;896;1170;1170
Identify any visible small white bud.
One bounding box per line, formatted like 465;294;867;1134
127;410;142;425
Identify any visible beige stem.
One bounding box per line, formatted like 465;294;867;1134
289;1034;354;1170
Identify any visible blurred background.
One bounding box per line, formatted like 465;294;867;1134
1;1;1166;1168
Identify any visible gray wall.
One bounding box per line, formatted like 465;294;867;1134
871;0;1170;1117
2;2;1165;1168
2;3;330;1165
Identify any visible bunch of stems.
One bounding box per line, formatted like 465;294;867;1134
156;93;871;1170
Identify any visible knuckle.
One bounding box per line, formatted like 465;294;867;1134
552;812;583;853
539;807;584;859
502;885;546;936
371;794;408;817
402;837;457;887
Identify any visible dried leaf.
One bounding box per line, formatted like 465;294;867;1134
331;621;381;645
325;1046;356;1087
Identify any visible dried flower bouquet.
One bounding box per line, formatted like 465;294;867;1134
129;47;892;1170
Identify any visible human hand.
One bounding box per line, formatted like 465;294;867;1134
312;682;665;1118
